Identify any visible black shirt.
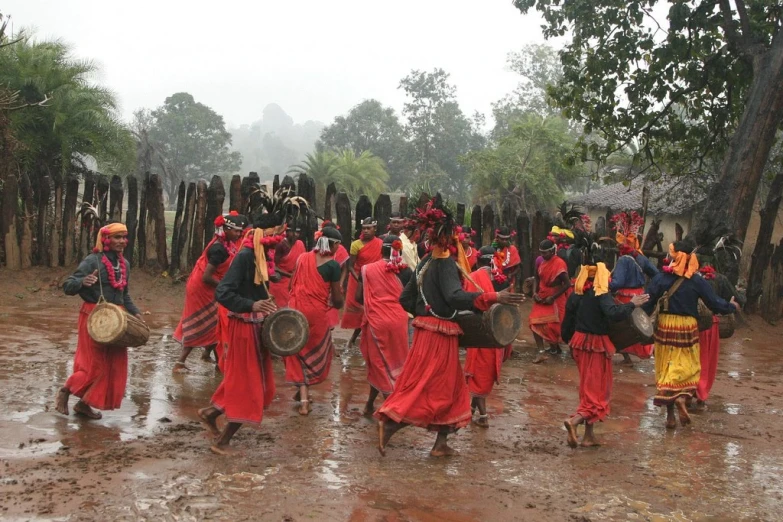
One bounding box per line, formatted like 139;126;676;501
206;241;229;267
561;291;635;342
63;252;140;316
400;255;482;319
215;248;271;313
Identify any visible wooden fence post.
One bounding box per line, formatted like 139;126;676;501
273;174;280;194
297;173;316;248
336;191;352;249
501;199;515;229
144;174;168;270
96;174;109;225
125;175;139;267
324;182;336;221
761;239;783;325
355;195;373;239
179;182;196;271
109;175;124;223
190;180;208;267
19;173;34;268
170;181;186;275
482;205;494;247
62;173;79;266
50;176;63;267
471;205;483;249
240;172;260;215
229;174;242;212
1;173;21;269
456;203;466;226
417;192;430;210
205;175;225;247
374;194;392;234
137;171;149;265
399;195;408;217
281;175;296;193
517;211;532;282
78;172;95;261
36;175;51;267
531;211;547;258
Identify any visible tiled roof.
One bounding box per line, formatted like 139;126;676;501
569;177;703;215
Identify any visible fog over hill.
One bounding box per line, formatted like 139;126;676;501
229;104;324;180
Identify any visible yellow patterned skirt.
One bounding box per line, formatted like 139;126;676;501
653;314;700;406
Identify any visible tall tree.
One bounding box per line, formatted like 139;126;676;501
146;92;241;204
319;99;412;188
513;0;783;246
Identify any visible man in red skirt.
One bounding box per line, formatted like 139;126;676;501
376;199;524;457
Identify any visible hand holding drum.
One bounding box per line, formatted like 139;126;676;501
82;269;99;288
252;299;278;315
497;290;525;306
630;293;650;307
730;296;741;311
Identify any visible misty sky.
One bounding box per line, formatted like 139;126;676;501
4;1;549;128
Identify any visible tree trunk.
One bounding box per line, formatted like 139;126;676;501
335;191;352;249
62;173;79;266
190;180;208;268
37;175;51;267
19;172;34;268
109;175;124;222
693;36;783;245
229;174;242;212
1;173;21;269
746;172;783;313
50;178;63;267
126;176;139;267
205;175;225;247
761;239;783;325
180;182;197;271
170;181;186;275
471;205;483;249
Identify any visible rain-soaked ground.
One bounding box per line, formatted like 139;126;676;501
1;270;782;521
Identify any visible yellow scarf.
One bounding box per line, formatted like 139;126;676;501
668;243;699;279
574;263;610;296
551;226;574;239
247;228;270;285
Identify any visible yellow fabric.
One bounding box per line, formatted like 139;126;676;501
431;236;472;279
668;243;699;279
616;232;641;253
654;314;700;403
94;223;128;251
574;262;610;296
250;228;269;285
550;226;574;239
349;239;364;256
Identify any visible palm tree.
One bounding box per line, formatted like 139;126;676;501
288;150;339;206
333;150;389;201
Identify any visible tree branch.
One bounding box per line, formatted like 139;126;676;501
718;0;743;51
734;0;752;41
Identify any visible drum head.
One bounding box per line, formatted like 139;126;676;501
87;303;127;345
489;304;522;346
631;308;654;340
262;308;310;357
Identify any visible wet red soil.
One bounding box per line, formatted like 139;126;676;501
1;268;782;521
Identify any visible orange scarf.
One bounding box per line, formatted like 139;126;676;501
431;236;472;278
616;232;641;254
668;243;699;279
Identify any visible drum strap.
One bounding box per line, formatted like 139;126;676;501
659;277;685;314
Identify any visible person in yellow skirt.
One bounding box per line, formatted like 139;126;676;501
642;241;740;429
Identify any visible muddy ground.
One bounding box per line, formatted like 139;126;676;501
0;268;782;521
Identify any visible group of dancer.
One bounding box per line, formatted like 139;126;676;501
53;195;741;456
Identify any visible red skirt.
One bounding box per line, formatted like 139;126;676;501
214;304;230;372
65;302;128;411
173;277;219;348
464;347;503;398
211;316;276;424
268;278;292;308
375;317;471;432
340;276;364;330
697;316;720;401
528;295;566;343
615;288;653;358
570;332;614;423
284;329;334;386
359;322;409;395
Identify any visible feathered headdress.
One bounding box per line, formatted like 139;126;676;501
246;185;311;232
554;201;584;228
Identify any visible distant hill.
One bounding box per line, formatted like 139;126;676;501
229;103;324;179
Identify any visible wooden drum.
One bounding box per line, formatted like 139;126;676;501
608;308;654;351
718;314;735;339
456;304;522;348
261;308;310;357
87;301;150;348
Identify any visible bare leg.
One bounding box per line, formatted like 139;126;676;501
564;415;583;448
532;334;550;364
581;422;600;447
533;333;545;351
174;346;195;371
210;422;242;455
377;418;407;456
675;396;691;426
430;430;458;457
298;385;312;416
666;404;677;429
201;344;217;362
55;387;70;416
364;387;380;416
349;329;361;347
198;406;221;437
73;400;102;420
621;353;633;365
473;397;489;428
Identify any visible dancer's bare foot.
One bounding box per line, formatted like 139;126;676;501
201;348;214;362
363;403;375;416
676;397;691;426
209;444;238;456
377;419;403;456
564;419;579;448
532;354;549;364
473;415;489;428
580;423;600;447
55;387;70;416
298;400;311;416
666;405;677;429
73;400;102;419
198;407;220;437
173;362;189;373
430;435;458;457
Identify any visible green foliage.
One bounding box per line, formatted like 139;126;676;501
142;92;241;202
318;99;412;189
0;31;135;180
289;149;389;205
512;0;782;177
464;113;585;214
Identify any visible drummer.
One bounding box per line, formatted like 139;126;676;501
376;199;524;457
56;222;143;420
463;246;506;428
529;239;571;358
561;247;648;448
355;235;412;416
198;223;278;455
173;212;248;371
285;227;345;415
